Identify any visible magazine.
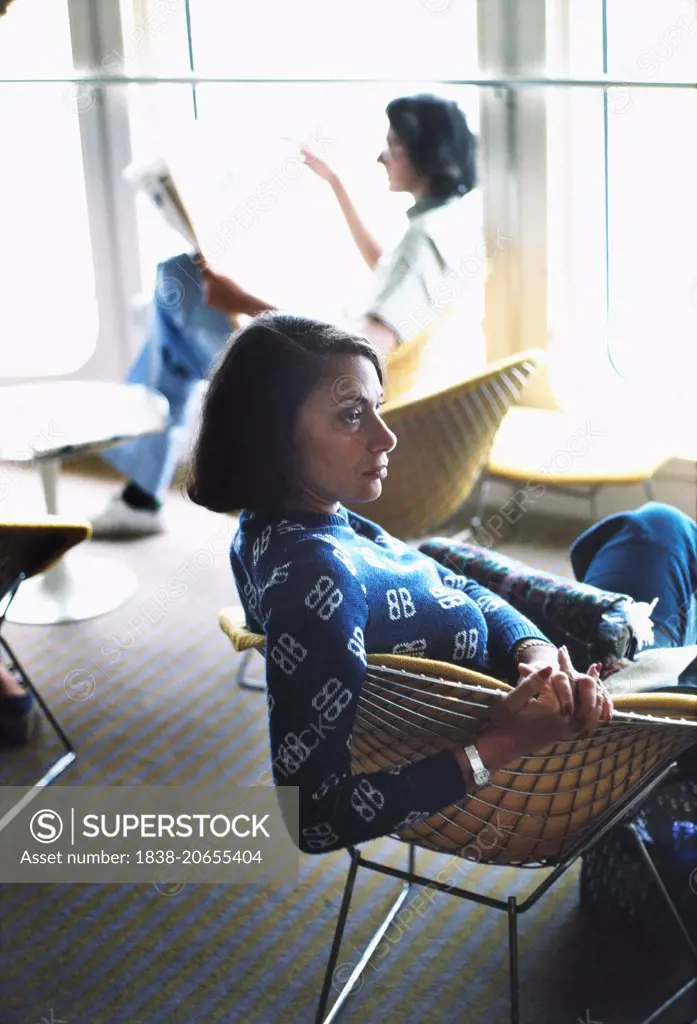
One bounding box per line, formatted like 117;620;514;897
122;127;339;313
604;644;697;694
123;157;199;250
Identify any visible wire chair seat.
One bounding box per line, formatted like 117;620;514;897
218;612;697;867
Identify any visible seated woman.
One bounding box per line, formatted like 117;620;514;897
188;314;697;850
93;93;483;538
185;313;629;854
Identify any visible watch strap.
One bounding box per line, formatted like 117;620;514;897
463;743;491;788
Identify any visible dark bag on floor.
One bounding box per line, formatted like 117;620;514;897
580;772;697;940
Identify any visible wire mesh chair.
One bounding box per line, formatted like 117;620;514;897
219;608;697;1024
347;349;544;540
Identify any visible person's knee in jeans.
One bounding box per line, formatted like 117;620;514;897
630;501;697;543
153;252;234;373
637;507;697;684
153;252;205;330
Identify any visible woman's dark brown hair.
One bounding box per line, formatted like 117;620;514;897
186;312;384;514
387;93;477;199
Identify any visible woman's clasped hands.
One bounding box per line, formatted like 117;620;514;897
477;647;614;772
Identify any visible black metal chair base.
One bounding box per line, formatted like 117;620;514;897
315;759;697;1024
0;578;77;827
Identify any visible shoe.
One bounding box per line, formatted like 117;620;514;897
90;495;165;538
0;691;37;747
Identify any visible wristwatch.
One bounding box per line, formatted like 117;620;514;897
463;743;491;788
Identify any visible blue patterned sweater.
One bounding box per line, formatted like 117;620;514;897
231;505;549;854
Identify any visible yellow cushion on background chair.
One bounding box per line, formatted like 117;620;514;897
488;407;671;486
0;518;91;594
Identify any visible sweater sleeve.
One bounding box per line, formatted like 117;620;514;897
259;538;470;854
435;563;552;679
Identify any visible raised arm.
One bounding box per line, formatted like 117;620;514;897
301;148;383;271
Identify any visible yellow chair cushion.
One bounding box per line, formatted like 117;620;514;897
488;407;672;485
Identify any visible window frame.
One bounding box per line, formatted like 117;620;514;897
1;0;596;386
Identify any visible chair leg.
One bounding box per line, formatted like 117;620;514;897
626;823;697;1024
34;456;60;515
316;846;416;1024
315;850;362;1023
644;478;656;502
627;822;697;958
236;649;266;692
0;632;76;824
507;895;521;1024
470;472;489;532
589;487;600;522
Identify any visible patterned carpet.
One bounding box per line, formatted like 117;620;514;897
1;467;695;1024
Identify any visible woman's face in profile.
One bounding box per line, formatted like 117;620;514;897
291;355;397;515
378;128;420;193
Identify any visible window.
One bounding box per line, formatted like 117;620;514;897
546;0;697;414
0;0;99;377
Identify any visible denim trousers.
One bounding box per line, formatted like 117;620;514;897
571;502;697;688
104;252;233;500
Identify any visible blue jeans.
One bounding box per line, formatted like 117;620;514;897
103;253;233;500
570;502;697;688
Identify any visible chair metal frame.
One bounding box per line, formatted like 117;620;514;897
474;470;658;525
219;610;697;1023
315;753;696;1024
0;524;81;836
234;648;266;691
0;575;77;795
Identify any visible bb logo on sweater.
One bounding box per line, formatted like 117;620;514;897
259;561;292;601
347;627;367;664
305;575;344;620
441;572;468;591
430;585;468;609
392;639;427;658
270;632;308;675
275;729;319;775
332;546;358;576
301;821;339;851
355;544;390;570
476;593;506;614
311;773;340;802
276;519;306;535
386;587;416;620
453;627;479;661
351;779;385;822
394;809;432;831
252;526;272;565
312;678;352;722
